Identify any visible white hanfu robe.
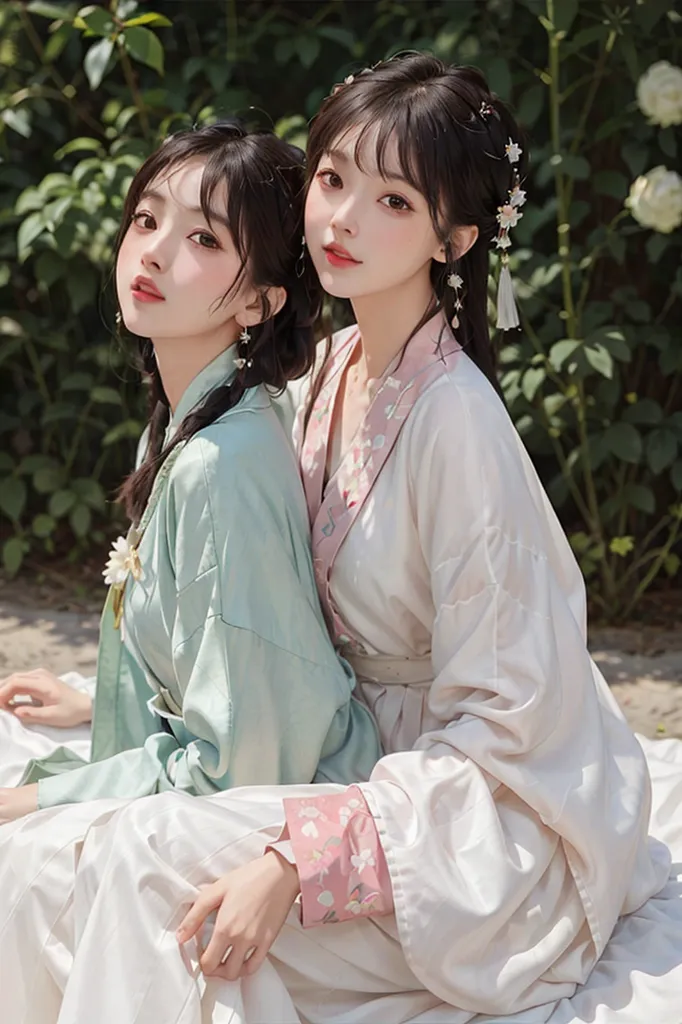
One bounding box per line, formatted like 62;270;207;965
2;313;682;1024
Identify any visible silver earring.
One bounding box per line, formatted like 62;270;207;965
234;327;253;370
115;310;122;327
295;235;306;279
447;271;464;328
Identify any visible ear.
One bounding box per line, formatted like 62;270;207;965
432;224;479;264
236;286;288;330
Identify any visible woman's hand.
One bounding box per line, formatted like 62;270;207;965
0;669;92;728
176;850;301;981
0;784;39;825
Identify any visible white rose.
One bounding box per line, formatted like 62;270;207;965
627;166;682;234
636;61;682;128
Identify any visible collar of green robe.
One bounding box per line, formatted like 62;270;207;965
165;344;240;444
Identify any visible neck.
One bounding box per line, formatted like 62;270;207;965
151;328;239;413
350;269;435;380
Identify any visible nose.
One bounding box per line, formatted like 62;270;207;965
140;235;167;273
330;195;358;238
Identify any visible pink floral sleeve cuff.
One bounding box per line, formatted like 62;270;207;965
283;785;393;927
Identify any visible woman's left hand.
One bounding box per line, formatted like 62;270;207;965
176;850;301;981
0;783;39;824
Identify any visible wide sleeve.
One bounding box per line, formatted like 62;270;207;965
285;370;662;1013
38;418;380;807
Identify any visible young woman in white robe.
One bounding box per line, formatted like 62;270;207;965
3;55;682;1024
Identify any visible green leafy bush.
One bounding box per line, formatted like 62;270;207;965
0;0;680;619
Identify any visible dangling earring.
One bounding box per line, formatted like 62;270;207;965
447;271;464;329
295;235;306;279
234;327;253;370
115;309;123;328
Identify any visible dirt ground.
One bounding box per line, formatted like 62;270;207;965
1;593;681;740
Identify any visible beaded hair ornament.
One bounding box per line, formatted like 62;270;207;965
329;73;526;332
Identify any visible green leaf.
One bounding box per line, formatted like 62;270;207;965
486;57;511;98
16;455;56;475
549;338;580;370
123;12;172;28
622;399;662;425
560;154;590;180
74;5;115;35
34;467;65;493
554;0;578;33
316;26;356;51
54;136;103;160
2;108;32;138
17;212;45;261
274;38;294;64
49;489;77;517
91;386;122;405
67;266;97;314
102;419;143;445
123;26;164;75
69;503;92;538
33;513;56;538
622;142;648;178
659;127;677;160
295;35;320;69
71;477;106;509
517;84;544;128
522;367;545;401
584;343;613;379
2;537;24;577
604;423;642;464
61;372;94;390
0;477;27;521
647;429;678;475
625;484;655;515
84;37;114;89
587;327;630;363
646;234;669;263
44;22;73;62
27;1;75;19
35;251;65;288
664;553;681;579
593;171;628;200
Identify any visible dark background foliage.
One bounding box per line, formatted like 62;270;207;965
0;0;680;620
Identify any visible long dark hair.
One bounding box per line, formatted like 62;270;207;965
116;120;321;524
305;53;527;403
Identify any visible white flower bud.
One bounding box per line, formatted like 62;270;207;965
627;166;682;234
637;61;682;128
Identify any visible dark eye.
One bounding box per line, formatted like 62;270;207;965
131;211;155;229
380;194;411;212
189;231;220;249
318;169;343;189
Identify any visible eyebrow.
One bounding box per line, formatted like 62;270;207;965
138;188;231;230
326;148;414;189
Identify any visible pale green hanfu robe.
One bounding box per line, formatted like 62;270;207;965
22;347;380;809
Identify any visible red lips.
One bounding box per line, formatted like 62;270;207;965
323;243;361;268
131;275;165;301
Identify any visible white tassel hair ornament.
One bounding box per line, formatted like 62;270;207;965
494;139;526;331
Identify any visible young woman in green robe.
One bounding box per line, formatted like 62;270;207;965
0;121;380;822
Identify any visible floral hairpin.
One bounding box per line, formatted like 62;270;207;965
479;101;495;119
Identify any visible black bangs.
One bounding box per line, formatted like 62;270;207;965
306;57;522;242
